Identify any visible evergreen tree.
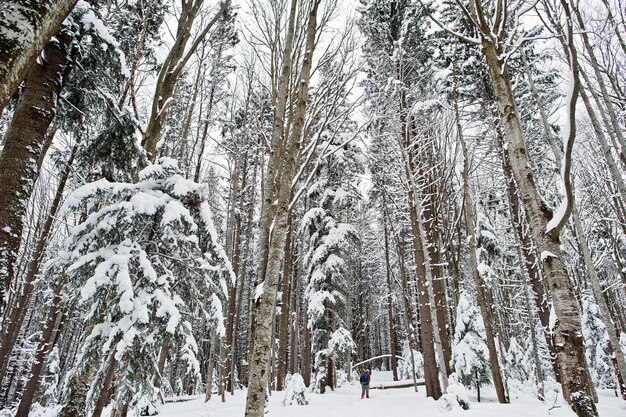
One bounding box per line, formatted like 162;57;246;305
451;292;491;400
53;158;233;415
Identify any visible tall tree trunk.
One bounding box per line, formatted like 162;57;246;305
288;243;300;376
302;323;312;387
423;195;452;376
0;31;73;312
153;335;170;404
0;0;76;114
391;222;420;391
244;3;320;416
141;1;226;159
91;356;117;417
382;204;398;381
453;56;509;404
400;96;445;399
0;135;79;383
15;290;63;417
480;35;596;416
276;215;293;391
523;40;626;398
569;2;626;163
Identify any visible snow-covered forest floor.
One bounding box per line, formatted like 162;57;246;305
159;372;625;417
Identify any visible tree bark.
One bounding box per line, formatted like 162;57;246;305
479;33;596;416
91;355;117;417
0;134;79;383
523;36;626;398
244;3;320;416
141;1;227;159
0;0;76;114
382;203;398;381
276;215;293;391
400;92;445;399
0;31;73;312
453;55;509;404
15;290;63;417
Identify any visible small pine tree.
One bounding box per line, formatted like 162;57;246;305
505;337;534;390
451;292;491;400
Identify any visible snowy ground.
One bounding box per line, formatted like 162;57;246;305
160;372;626;417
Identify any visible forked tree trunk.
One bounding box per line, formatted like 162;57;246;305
141;1;227;159
244;3;320;416
0;31;73;313
0;0;77;114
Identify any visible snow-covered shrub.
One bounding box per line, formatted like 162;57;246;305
335;369;348;388
282;373;309;406
451;293;491;391
51;158;233;414
440;374;470;411
398;340;424;380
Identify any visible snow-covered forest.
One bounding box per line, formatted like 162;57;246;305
0;0;625;416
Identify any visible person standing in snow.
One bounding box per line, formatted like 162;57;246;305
360;369;371;399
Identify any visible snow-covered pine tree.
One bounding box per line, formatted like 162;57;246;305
505;337;534;391
452;292;491;401
52;158;233;416
301;124;362;393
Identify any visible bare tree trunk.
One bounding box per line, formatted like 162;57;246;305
400;99;446;398
141;0;227;159
205;337;215;402
423;196;452;377
91;356;117;417
569;2;626;163
0;0;76;114
391;222;420;392
523;36;626;399
524;286;546;400
0;31;73;312
153;335;170;404
244;3;320;416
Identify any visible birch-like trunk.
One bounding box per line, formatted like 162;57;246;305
276;216;293;391
480;38;596;417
